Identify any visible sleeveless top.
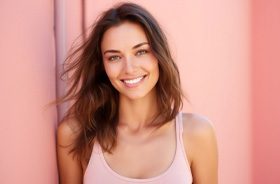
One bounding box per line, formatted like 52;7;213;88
84;112;193;183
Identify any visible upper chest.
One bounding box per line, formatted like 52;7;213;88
104;122;177;179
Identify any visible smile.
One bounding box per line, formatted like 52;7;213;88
121;75;146;86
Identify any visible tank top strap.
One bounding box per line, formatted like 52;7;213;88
175;112;182;142
176;112;190;165
175;112;183;141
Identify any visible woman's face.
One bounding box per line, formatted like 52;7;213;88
101;21;159;101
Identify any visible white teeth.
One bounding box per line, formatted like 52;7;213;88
123;76;144;84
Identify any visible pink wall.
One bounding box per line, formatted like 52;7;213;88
0;0;58;184
55;0;83;122
252;0;280;183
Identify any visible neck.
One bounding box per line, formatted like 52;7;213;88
118;93;159;132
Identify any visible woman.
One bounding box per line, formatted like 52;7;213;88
57;2;218;184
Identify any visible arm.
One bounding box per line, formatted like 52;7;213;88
182;113;218;184
57;119;83;184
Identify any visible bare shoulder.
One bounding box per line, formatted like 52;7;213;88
57;118;84;184
182;113;216;138
181;113;218;184
57;117;81;146
181;112;217;159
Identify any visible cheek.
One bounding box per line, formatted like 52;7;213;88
152;60;160;83
147;58;159;75
103;63;120;80
154;64;160;81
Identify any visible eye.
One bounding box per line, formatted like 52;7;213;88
108;55;121;61
136;49;148;56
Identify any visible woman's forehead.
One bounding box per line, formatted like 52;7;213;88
101;21;149;50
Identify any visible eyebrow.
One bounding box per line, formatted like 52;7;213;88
103;42;149;55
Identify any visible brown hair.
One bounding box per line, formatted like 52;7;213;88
57;2;184;161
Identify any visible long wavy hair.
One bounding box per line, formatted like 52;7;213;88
57;2;184;161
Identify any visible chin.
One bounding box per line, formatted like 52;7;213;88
120;93;148;101
120;88;157;101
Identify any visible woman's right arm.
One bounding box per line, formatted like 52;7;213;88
57;120;83;184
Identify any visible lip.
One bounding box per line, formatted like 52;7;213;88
121;75;147;88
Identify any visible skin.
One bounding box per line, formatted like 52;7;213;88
57;21;218;184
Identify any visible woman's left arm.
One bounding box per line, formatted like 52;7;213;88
182;113;218;184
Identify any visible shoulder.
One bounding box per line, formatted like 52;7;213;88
181;112;216;139
181;112;218;183
181;112;217;163
56;118;84;183
57;117;81;147
57;117;94;169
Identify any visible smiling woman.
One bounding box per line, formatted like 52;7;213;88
56;2;218;184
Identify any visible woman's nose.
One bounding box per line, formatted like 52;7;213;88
123;56;137;74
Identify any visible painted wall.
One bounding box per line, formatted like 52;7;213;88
252;0;280;183
0;0;58;184
55;0;84;122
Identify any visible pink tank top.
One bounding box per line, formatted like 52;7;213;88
83;112;193;183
